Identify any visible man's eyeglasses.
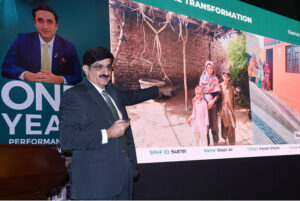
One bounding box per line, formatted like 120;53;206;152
89;64;113;71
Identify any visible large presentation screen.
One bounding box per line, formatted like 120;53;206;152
0;0;300;164
109;0;300;163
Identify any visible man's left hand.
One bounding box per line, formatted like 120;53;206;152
159;87;172;97
36;70;64;84
207;100;214;110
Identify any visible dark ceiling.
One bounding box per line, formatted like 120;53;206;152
239;0;300;21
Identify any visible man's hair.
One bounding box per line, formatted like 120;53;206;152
32;5;58;23
222;69;231;77
83;47;114;66
195;85;204;93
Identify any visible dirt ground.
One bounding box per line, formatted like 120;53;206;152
127;89;253;148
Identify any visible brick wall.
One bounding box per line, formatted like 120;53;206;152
110;8;228;90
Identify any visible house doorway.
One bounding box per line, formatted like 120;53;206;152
266;48;273;90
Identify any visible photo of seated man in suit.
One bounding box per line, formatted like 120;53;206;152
1;5;81;85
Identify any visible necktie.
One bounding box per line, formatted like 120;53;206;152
102;90;128;156
41;44;50;71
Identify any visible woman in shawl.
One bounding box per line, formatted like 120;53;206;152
199;61;221;146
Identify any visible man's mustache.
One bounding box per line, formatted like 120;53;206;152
99;74;110;78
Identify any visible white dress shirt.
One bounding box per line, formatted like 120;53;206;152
89;80;123;144
39;35;55;71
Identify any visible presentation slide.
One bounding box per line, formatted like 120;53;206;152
0;0;300;164
109;0;300;163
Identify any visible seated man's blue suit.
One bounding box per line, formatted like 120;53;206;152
1;32;81;85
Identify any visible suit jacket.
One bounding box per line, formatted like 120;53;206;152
1;32;81;85
59;78;159;199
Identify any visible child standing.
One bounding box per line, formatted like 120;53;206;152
188;85;209;146
220;70;236;145
256;64;263;88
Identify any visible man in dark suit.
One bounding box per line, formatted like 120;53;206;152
1;5;81;85
59;46;170;199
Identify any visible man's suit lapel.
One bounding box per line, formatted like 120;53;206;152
105;83;124;118
105;83;119;105
83;79;116;123
52;36;62;74
31;33;41;72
